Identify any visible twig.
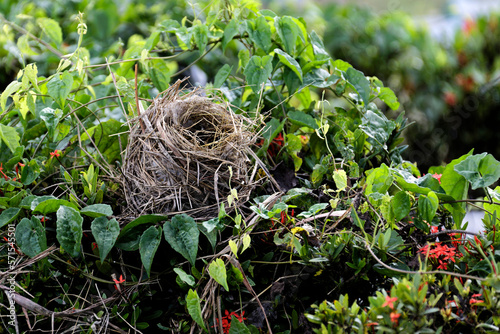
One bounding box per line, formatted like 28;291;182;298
134;63;145;132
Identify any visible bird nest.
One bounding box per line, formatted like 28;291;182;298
121;80;257;220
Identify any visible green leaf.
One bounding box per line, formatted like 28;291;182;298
163;214;199;266
160;19;180;32
0;207;20;229
39;107;63;139
378;87;400;110
442;151;472;225
222;19;239;52
15;217;47;258
91;217;120;263
209;258;229;291
257;118;285;157
175;27;192;50
81;204;113;218
360;109;396;149
56;205;83;257
17;35;39;57
37;17;63;46
0;124;20;154
186;289;207;332
275;16;299;55
484;187;500;217
238;50;251;73
119;214;168;238
365;164;393;196
244;55;273;93
139;225;162;277
47;72;73;108
229;316;251;334
248;16;272;53
351;206;365;229
391;191;411;222
193;23;208;54
333;169;348;192
344;67;370;107
77;119;128;163
454;153;500;190
297;203;329;218
144;31;161;51
173;268;195;287
332;59;353;72
274;49;302;82
198;218;223;251
1;81;22;111
302;69;339;89
148;59;171;92
418;192;439;223
287;110;318;129
285;134;303;172
214;64;233;88
33;198;78;215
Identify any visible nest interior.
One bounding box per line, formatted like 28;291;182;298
122;80;256;219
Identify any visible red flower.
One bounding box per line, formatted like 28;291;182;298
0;163;9;180
444;91;457;106
462;17;476;35
431;173;442;184
50;150;61;158
437;260;448;270
430;226;439;234
214;310;247;333
390;311;400;324
470;293;483;305
113;274;125;290
382;296;398;309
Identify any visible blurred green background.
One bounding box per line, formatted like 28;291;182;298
2;0;500;171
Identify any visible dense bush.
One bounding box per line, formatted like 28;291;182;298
322;4;500;170
1;1;500;333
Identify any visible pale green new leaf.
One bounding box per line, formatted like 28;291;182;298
333;169;348;192
186;289;207;331
174;268;195;286
37;17;63;46
0;124;20;154
209;258;229;291
1;81;22;111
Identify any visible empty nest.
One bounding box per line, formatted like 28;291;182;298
121;79;257;219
